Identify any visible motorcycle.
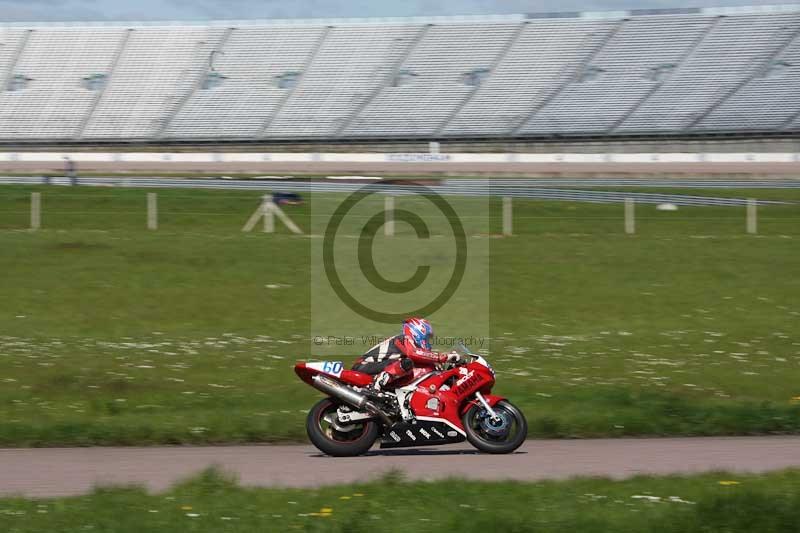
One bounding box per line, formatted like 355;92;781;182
294;344;527;456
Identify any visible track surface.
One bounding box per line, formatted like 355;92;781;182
2;437;799;498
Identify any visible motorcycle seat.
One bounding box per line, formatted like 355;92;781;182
339;370;373;387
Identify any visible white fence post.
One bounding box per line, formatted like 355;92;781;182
746;198;757;235
625;198;635;234
263;199;275;233
385;195;394;236
502;196;513;236
30;192;41;230
147;192;158;230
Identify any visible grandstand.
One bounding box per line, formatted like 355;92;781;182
0;4;798;143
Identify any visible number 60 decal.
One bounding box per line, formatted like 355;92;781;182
323;361;343;376
307;361;344;377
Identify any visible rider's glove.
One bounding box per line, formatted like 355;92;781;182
439;351;461;364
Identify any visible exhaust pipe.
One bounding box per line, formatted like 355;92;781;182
311;375;393;426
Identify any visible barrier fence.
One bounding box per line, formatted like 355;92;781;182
0;176;787;206
1;190;787;236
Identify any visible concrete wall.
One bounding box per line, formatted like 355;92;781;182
1;151;799;177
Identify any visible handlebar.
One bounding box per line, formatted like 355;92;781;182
438;355;473;371
434;343;480;370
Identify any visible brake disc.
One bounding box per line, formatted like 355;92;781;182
479;409;510;437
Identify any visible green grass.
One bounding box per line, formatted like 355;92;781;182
572;186;800;202
0;185;799;445
2;468;800;532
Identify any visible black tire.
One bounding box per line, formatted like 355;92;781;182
306;398;379;457
462;400;527;454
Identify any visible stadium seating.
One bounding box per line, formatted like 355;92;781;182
519;16;715;135
339;22;520;137
442;19;619;136
0;27;124;138
84;27;224;139
617;12;800;133
267;24;421;138
0;5;798;142
163;25;327;139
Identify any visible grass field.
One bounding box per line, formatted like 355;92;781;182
1;468;799;532
0;185;798;445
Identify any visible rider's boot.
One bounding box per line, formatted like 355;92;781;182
367;358;413;392
367;371;391;393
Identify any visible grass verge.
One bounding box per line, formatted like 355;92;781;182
0;185;798;445
1;468;800;532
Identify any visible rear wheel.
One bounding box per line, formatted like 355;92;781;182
306;398;379;457
463;400;527;454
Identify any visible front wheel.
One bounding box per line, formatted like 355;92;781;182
463;400;527;454
306;398;379;457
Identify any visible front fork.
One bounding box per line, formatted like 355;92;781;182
475;391;501;422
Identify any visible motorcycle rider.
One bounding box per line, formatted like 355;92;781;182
352;317;460;391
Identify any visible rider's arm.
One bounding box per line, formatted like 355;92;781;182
394;337;447;365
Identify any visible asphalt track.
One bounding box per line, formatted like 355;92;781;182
1;437;799;498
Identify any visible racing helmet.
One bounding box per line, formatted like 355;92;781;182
402;317;433;350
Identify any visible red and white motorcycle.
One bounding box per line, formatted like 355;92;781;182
295;345;527;456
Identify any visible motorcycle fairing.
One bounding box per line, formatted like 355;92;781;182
379;419;465;448
400;361;498;434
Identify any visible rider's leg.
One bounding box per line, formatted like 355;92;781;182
371;358;413;391
351;359;388;374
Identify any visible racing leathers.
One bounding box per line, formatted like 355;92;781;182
352;335;456;390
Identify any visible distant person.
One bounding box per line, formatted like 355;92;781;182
63;157;77;186
272;192;303;206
